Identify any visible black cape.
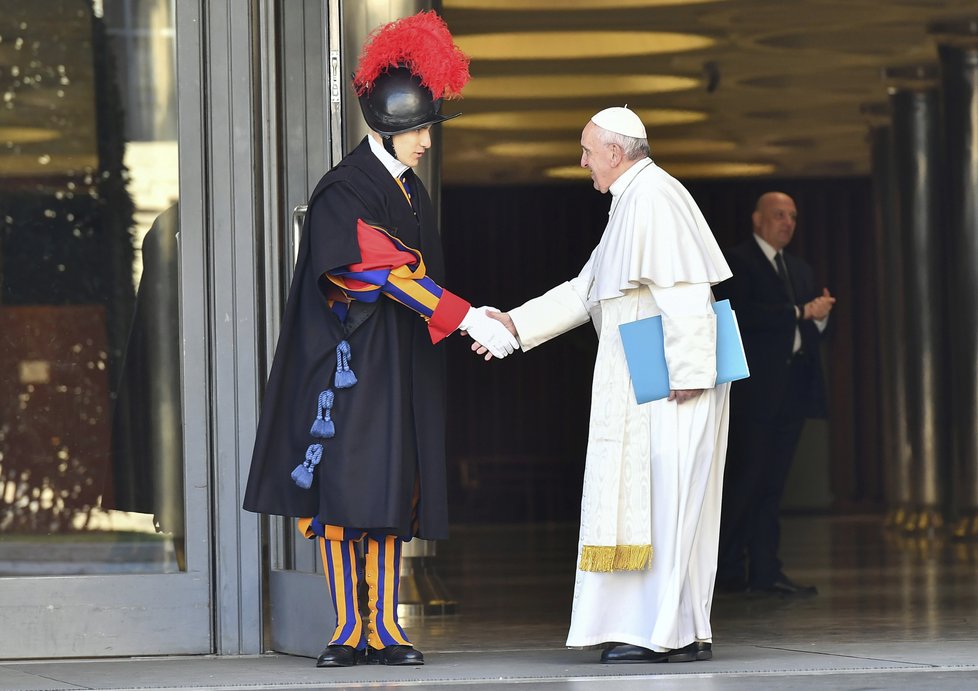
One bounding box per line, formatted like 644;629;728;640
243;138;450;539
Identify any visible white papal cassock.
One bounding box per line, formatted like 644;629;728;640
509;158;732;652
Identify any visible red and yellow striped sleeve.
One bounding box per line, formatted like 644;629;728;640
326;219;469;343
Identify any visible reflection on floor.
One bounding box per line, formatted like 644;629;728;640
407;515;978;679
3;515;977;690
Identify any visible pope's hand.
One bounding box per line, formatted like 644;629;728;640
460;306;520;359
668;389;703;404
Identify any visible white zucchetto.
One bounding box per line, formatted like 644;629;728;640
590;106;647;139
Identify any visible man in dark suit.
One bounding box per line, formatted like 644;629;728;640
715;191;835;596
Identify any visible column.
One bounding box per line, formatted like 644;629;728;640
884;65;948;535
933;21;978;540
862;103;913;528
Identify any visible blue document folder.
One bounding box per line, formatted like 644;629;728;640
618;299;749;404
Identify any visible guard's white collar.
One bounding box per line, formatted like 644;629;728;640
368;134;410;179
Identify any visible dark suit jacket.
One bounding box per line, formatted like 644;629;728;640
715;236;828;421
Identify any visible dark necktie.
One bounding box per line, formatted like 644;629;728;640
775;252;796;304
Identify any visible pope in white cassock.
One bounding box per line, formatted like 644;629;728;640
487;107;734;663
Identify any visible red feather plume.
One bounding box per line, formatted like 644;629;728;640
353;11;470;100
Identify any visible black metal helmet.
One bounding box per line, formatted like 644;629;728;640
352;11;469;143
357;65;460;136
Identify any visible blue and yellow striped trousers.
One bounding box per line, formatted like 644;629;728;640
298;519;411;650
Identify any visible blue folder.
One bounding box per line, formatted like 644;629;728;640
618;299;749;404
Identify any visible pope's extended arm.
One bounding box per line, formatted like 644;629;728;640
499;258;595;352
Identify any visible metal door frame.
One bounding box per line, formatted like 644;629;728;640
0;0;284;658
0;0;223;659
261;0;343;658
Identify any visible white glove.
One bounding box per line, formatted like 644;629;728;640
460;306;520;359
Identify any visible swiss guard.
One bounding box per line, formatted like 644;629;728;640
243;11;518;668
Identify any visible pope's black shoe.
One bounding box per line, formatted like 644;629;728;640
695;641;713;661
365;645;424;666
600;642;698;664
315;644;361;668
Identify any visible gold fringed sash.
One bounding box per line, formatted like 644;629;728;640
579;544;652;573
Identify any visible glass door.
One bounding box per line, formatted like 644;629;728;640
0;0;210;657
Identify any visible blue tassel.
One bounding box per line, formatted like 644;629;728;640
309;389;336;439
290;464;311;489
334;340;358;388
310;418;334;438
291;443;323;489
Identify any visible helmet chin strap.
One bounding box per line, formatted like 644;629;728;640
381;135;401;162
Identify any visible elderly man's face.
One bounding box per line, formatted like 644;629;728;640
580;122;618;193
753;193;797;251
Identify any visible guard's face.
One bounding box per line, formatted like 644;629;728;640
580;122;617;193
753;194;797;250
392;126;432;168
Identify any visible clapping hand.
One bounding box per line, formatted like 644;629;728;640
803;288;836;320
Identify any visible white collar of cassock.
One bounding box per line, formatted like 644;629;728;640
368;134;410;179
608;157;653;199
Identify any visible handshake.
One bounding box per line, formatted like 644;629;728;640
460;306;519;360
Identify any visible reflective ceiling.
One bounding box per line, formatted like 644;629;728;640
440;0;978;183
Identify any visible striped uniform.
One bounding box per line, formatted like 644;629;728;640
298;519;411;650
325;217;466;343
300;190;460;650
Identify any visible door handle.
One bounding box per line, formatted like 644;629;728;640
291;204;307;267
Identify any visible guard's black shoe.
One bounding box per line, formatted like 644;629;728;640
315;644;361;668
365;645;424;665
600;642;697;664
695;641;713;661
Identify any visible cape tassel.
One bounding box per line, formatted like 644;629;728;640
578;544;652;573
291;443;324;489
334;340;358;388
309;389;336;439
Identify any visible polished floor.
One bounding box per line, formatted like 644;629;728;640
2;515;977;689
415;514;978;651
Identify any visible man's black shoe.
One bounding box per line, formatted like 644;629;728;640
365;645;424;665
749;575;817;597
316;645;361;668
695;641;712;661
600;642;697;664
